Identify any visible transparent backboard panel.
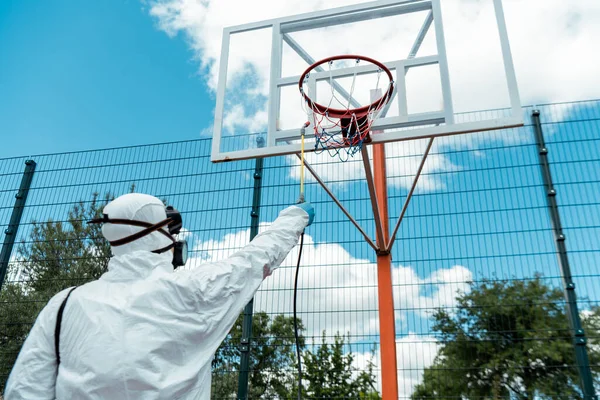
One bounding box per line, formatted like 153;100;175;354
218;27;272;154
212;0;522;162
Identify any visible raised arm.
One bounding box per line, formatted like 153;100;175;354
233;203;311;279
166;204;312;349
185;204;309;300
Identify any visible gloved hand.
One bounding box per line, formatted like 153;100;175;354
295;202;315;226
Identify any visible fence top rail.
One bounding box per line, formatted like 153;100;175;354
0;137;212;162
2;99;599;162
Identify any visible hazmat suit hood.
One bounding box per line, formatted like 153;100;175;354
101;193;174;279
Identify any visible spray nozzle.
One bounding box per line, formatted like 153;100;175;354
300;121;310;136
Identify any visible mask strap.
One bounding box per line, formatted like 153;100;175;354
89;214;174;247
152;242;176;254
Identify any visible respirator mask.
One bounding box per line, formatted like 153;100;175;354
89;205;188;268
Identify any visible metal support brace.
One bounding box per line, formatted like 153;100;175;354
361;147;386;250
0;160;36;290
237;139;265;400
531;110;597;400
295;153;379;252
408;10;433;59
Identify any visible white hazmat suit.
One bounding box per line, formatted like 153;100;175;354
5;193;309;399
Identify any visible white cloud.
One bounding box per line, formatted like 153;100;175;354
188;225;472;339
6;253;27;284
223;103;268;134
352;333;440;398
500;0;600;106
395;334;440;398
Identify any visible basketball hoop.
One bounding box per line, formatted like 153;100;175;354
298;55;395;160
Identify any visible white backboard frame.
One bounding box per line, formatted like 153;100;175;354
211;0;522;162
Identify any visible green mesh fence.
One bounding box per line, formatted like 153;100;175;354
1;100;599;399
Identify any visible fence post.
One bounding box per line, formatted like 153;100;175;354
531;110;597;400
0;160;36;291
237;138;265;400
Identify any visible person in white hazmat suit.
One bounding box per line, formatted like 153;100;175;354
5;192;314;399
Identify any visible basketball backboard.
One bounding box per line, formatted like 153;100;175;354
211;0;522;162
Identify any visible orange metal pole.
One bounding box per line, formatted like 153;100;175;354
373;143;399;399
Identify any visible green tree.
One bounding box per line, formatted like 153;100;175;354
411;277;600;400
302;332;380;399
17;193;112;294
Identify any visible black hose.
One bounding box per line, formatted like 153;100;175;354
293;231;305;400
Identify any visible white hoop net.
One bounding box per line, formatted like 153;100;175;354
300;57;394;161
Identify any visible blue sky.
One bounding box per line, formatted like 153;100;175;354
0;0;211;158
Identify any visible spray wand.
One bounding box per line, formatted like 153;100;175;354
294;121;311;399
